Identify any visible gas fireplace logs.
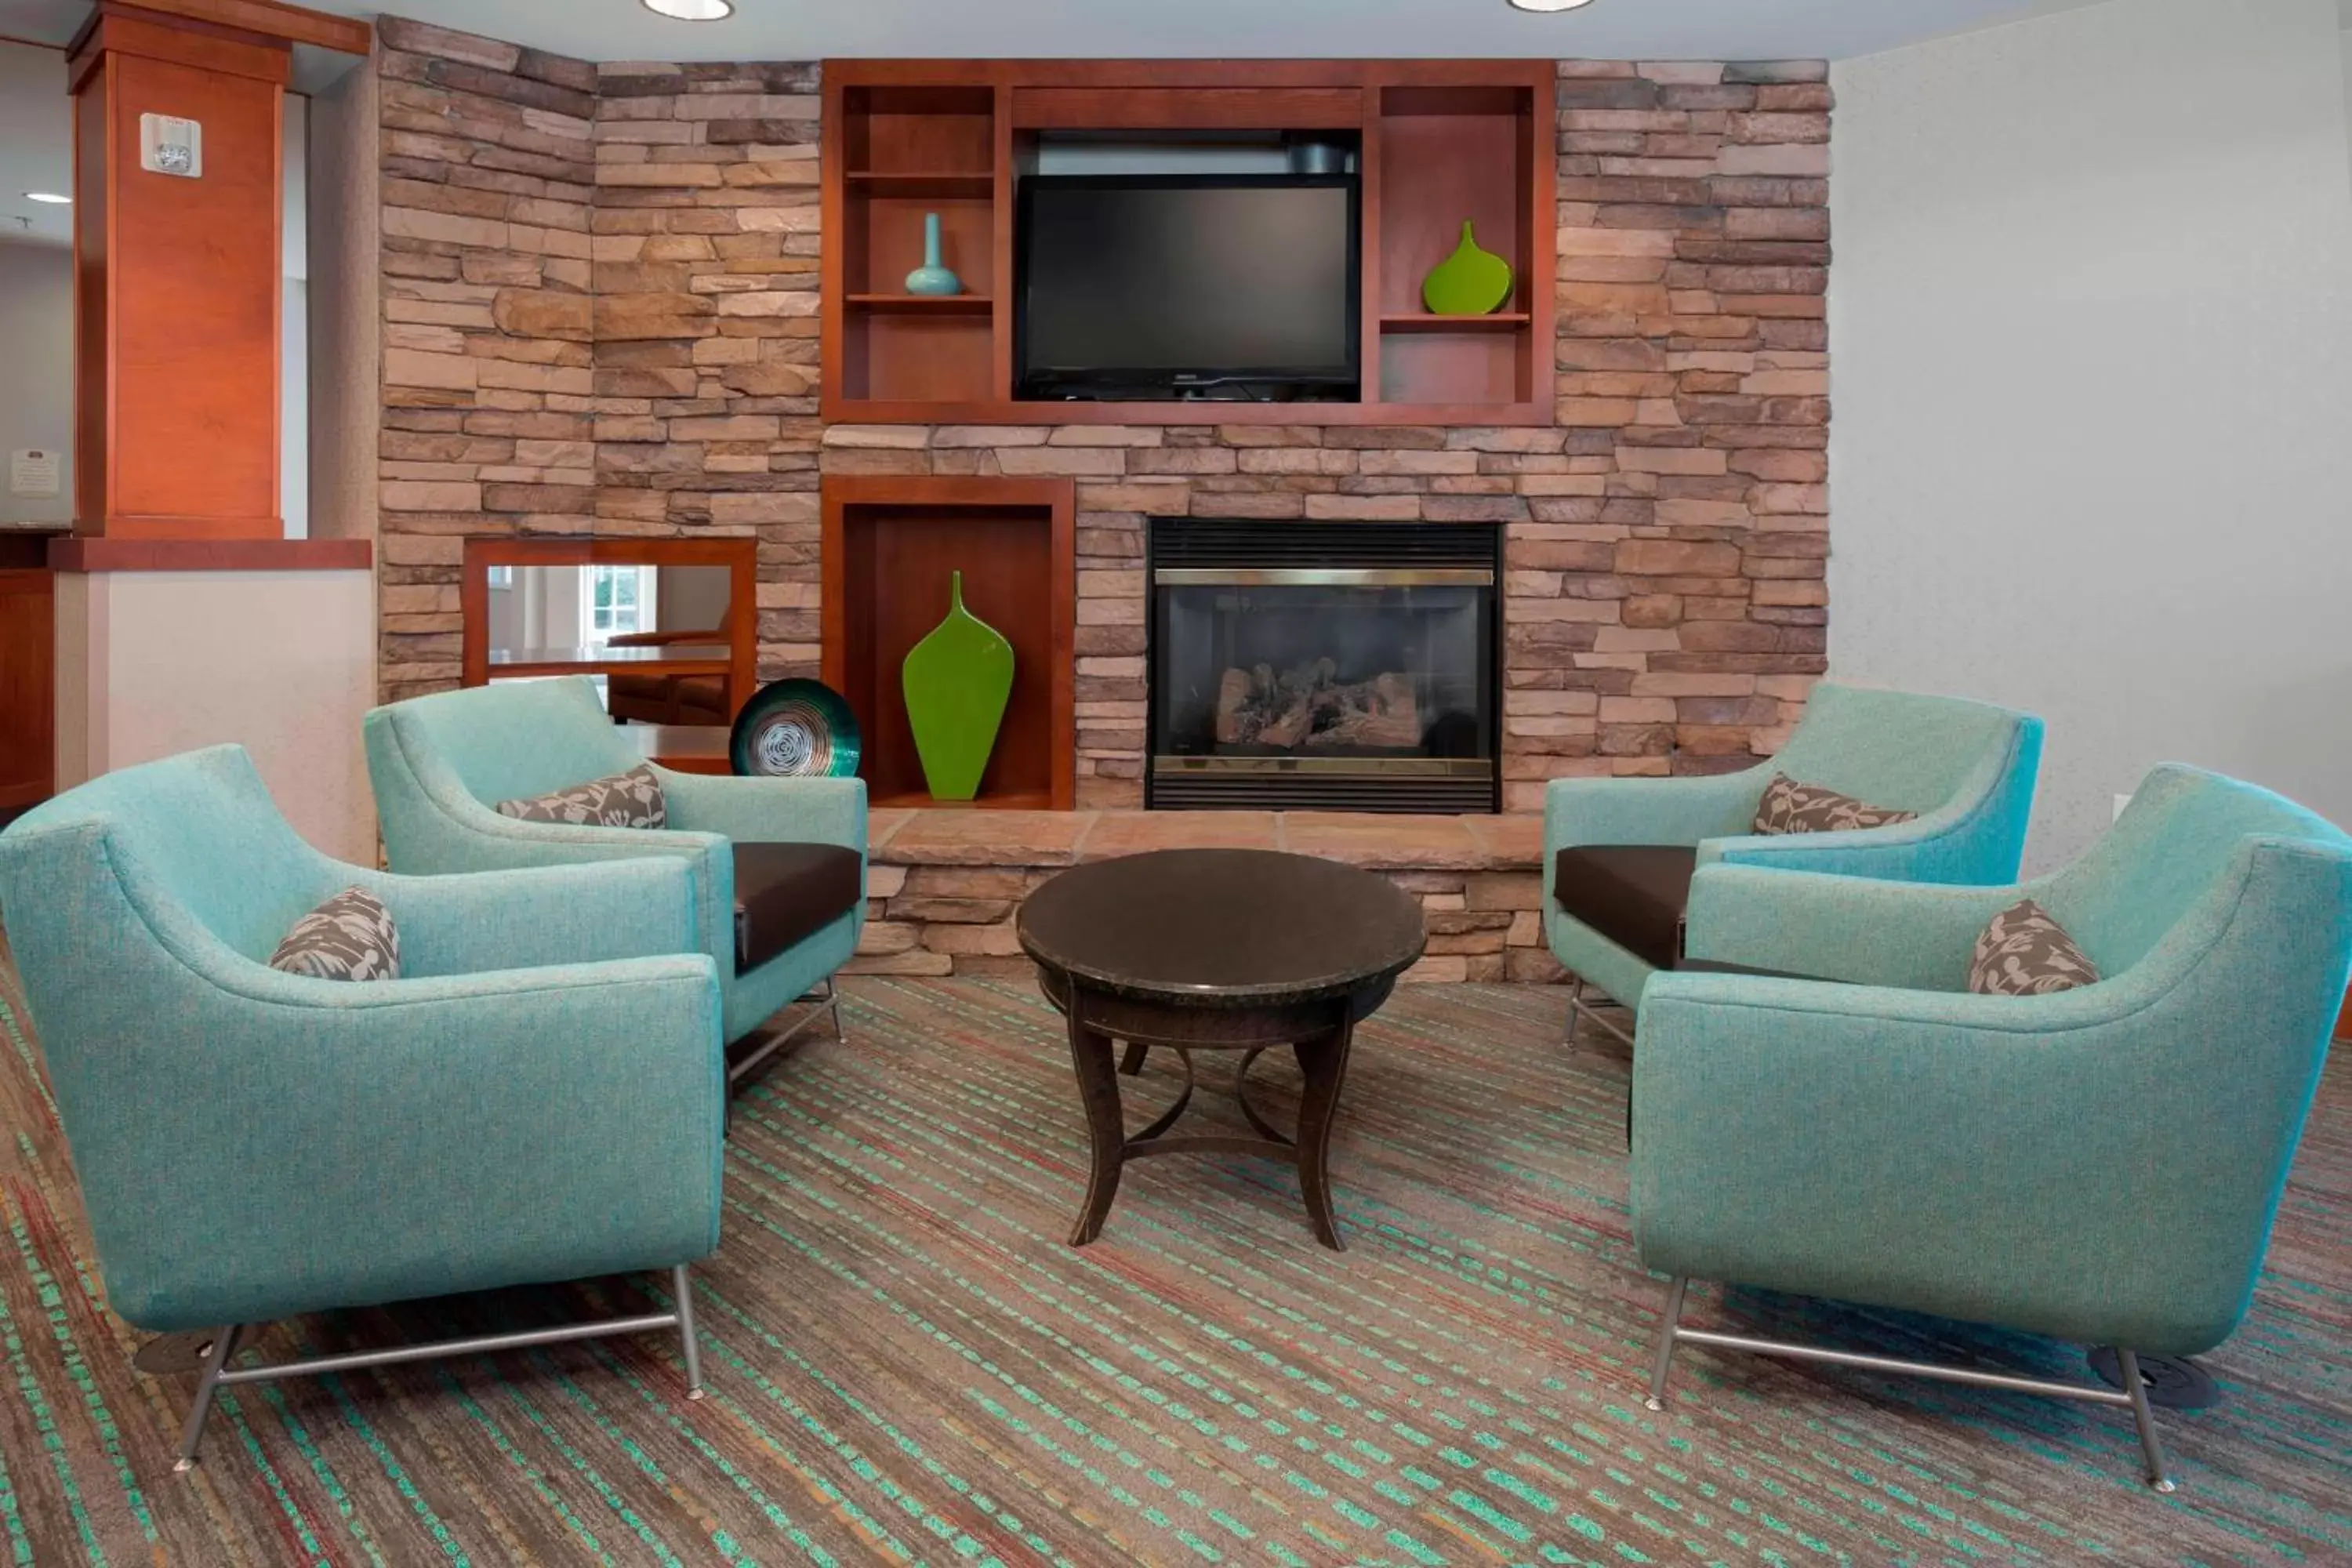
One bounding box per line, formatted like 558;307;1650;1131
1214;661;1422;750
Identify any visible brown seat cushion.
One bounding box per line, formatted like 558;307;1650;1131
733;842;864;975
1552;845;1699;971
609;673;730;728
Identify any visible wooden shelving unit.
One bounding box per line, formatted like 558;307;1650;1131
1372;81;1544;412
844;171;995;198
845;293;995;311
1378;313;1531;332
822;60;1555;428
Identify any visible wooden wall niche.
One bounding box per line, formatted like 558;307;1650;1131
837;84;998;405
822;60;1555;428
1374;85;1541;408
822;477;1076;810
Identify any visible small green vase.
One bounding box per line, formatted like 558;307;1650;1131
1421;220;1514;316
902;571;1014;802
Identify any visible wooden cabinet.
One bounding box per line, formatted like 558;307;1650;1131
822;60;1555;428
0;546;56;811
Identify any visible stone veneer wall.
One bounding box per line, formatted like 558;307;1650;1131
374;20;824;697
375;20;1832;810
855;811;1556;983
375;20;596;684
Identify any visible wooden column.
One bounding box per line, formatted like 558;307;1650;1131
68;2;300;539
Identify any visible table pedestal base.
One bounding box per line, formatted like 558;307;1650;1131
1061;1003;1359;1250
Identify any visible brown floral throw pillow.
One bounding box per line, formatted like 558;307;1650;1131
495;764;667;829
1968;898;2100;996
269;886;401;982
1751;772;1919;836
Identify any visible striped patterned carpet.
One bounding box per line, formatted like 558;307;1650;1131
1;960;2347;1566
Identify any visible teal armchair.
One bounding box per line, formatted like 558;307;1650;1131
365;677;866;1079
0;746;726;1469
1544;683;2043;1038
1634;764;2352;1489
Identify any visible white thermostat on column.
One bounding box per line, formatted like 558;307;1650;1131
140;114;202;178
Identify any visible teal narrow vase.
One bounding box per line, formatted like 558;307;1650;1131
903;212;964;296
902;571;1013;801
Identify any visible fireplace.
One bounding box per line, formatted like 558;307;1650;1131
1146;519;1501;813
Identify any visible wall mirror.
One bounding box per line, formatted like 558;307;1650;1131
461;538;758;738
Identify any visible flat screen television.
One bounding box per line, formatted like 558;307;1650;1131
1015;175;1360;401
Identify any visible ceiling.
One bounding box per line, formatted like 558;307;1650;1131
9;0;2270;249
0;0;2129;65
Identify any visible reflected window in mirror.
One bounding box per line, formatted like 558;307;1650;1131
584;564;655;649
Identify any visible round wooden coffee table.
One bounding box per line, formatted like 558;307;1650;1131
1017;848;1426;1250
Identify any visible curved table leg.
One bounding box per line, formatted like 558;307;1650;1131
1292;1018;1358;1252
1232;1047;1298;1148
1129;1048;1197;1144
1119;1042;1150;1076
1066;1020;1127;1246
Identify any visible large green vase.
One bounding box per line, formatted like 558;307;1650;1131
902;570;1014;802
1421;220;1515;316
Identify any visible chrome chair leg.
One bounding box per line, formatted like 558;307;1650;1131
1645;1276;1687;1412
2117;1349;2176;1493
1635;1285;2188;1490
673;1265;705;1401
1563;979;1636;1052
728;979;847;1088
173;1323;245;1472
163;1276;699;1473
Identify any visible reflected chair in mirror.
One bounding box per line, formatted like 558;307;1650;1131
365;677;866;1085
607;604;741;727
1633;764;2352;1490
1544;683;2043;1050
0;746;728;1470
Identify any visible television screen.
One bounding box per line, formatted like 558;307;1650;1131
1016;176;1359;395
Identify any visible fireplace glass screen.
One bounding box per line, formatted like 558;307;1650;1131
1148;521;1500;812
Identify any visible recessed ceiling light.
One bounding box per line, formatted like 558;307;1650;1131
642;0;733;18
1508;0;1597;10
24;192;71;205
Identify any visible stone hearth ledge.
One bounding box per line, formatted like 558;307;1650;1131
854;808;1558;985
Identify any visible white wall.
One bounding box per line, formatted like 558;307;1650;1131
0;241;73;528
1828;0;2352;866
281;94;310;539
307;55;379;546
54;570;379;862
658;564;732;633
